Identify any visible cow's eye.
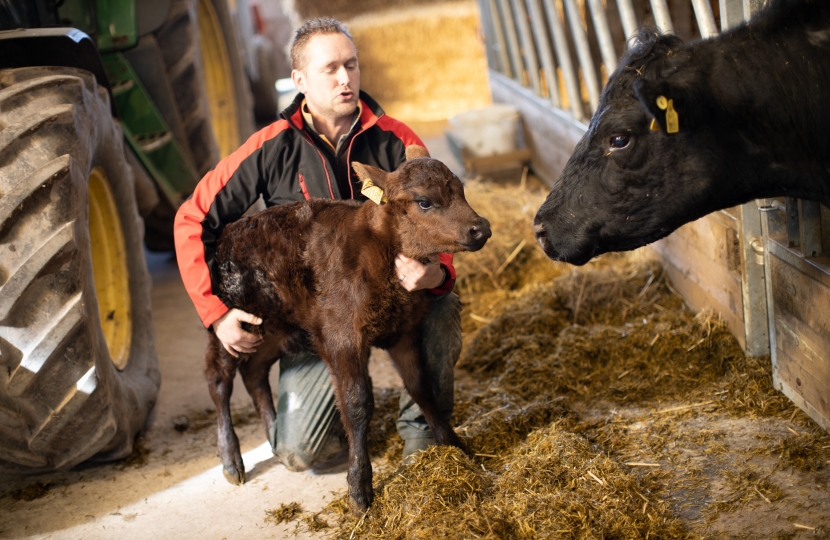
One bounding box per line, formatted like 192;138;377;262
609;135;631;149
417;200;433;210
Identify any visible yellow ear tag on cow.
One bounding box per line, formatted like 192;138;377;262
361;179;387;205
656;95;668;110
649;118;660;131
665;99;679;134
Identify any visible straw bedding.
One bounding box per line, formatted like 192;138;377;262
267;178;830;538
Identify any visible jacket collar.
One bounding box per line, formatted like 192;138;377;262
282;90;384;134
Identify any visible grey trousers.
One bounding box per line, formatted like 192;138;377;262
270;292;462;471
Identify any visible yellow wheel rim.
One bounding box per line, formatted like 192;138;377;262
88;167;132;370
197;0;241;158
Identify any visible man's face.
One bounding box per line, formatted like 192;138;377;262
292;33;360;121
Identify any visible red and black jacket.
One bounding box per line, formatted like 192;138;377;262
174;91;457;328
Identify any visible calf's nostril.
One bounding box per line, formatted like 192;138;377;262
533;222;547;240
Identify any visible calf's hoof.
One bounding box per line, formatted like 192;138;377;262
348;487;374;515
222;462;246;485
436;429;469;455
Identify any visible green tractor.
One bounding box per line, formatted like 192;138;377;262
0;0;260;472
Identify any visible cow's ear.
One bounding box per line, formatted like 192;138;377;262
633;78;704;133
405;145;430;160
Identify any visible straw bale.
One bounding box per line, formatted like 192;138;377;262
283;0;466;23
346;3;491;122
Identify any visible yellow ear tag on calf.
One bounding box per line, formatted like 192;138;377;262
361;179;388;205
649;118;660;131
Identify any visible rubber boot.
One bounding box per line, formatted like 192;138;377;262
273;352;345;471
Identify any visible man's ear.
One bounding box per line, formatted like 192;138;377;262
405;145;430;160
291;69;306;94
632;78;706;133
352;161;390;190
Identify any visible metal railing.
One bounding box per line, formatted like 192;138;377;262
477;0;720;122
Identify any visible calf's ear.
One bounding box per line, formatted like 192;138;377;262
352;161;390;190
632;78;706;133
405;145;430;160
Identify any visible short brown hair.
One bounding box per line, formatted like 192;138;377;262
290;18;354;71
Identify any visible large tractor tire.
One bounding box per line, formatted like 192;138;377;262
155;0;255;176
0;66;160;473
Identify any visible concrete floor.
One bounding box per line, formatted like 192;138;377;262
0;132;464;540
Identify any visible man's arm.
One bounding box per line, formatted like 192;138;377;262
174;120;291;328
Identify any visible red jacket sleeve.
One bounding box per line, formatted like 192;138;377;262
174;120;290;327
430;253;456;295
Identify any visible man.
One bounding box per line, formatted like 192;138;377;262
174;18;462;470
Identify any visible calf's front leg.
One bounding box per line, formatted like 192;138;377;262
388;333;467;453
205;342;246;484
324;346;375;513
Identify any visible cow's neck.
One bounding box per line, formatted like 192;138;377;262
696;4;830;205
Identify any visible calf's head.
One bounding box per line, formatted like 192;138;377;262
534;30;745;265
353;146;491;258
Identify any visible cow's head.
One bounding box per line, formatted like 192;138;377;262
352;146;491;258
533;29;750;265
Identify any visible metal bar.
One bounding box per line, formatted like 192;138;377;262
798;200;823;257
615;0;639;43
786;197;800;248
649;0;675;34
496;0;527;85
477;0;497;70
719;0;744;31
738;203;770;357
587;0;617;75
487;0;514;77
510;0;543;94
563;0;601;112
743;0;766;19
691;0;719;38
542;0;585;120
527;0;562;107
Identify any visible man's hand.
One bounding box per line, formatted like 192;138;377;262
395;254;445;292
211;309;264;358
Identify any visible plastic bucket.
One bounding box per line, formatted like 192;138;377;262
449;104;520;157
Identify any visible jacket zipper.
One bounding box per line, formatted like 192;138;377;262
298;172;311;200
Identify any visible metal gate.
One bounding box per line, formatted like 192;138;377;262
475;0;829;430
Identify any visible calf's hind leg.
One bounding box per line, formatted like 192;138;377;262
238;355;278;451
205;343;246;484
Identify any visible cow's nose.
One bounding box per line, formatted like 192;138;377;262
470;217;491;240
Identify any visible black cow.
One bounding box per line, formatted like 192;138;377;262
534;0;830;265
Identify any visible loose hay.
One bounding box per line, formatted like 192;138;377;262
265;502;305;524
285;178;830;538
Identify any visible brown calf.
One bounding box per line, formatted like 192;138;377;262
204;146;491;512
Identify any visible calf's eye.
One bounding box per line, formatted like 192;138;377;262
609;135;631;149
418;200;433;210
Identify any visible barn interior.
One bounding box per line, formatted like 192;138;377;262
1;0;829;538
